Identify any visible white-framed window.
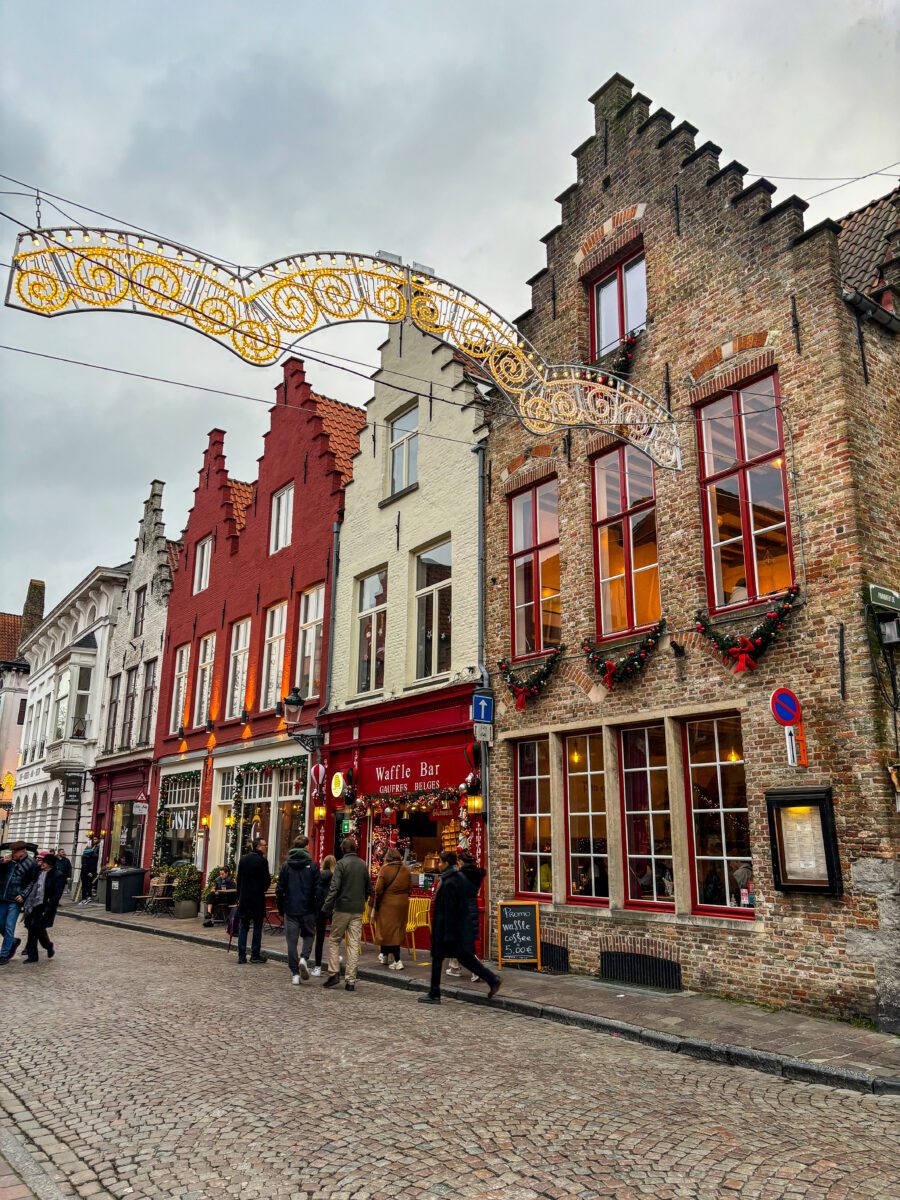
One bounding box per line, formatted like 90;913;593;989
389;406;418;494
261;602;287;711
194;633;216;727
193;536;212;594
270;483;294;554
226;619;251;720
71;666;92;739
53;671;69;741
297;586;324;699
415;541;452;679
120;666;138;748
138;659;157;744
170;644;190;733
357;569;388;693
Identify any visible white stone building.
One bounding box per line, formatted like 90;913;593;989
11;565;130;857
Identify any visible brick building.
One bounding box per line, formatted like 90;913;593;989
484;75;899;1027
146;357;363;879
92;481;172;868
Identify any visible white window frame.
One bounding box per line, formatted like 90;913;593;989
357;570;388;694
261;602;287;711
415;541;452;680
226;618;251;720
194;632;216;727
270;483;294;555
133;585;147;638
170;644;190;734
193;536;212;594
120;666;138;748
297;586;324;699
389;406;418;495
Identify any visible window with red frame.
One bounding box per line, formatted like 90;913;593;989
510;479;560;658
620;725;674;907
685;716;753;913
591;253;647;359
516;740;552;896
593;445;660;636
699;374;793;610
565;733;608;902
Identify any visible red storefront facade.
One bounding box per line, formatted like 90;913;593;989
317;682;487;952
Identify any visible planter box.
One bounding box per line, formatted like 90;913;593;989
173;900;200;920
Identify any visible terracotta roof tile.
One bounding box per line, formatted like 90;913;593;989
450;347;493;383
314;394;366;483
838;184;900;293
228;480;255;532
166;540;181;575
0;612;23;661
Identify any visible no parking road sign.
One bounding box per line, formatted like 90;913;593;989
770;688;801;727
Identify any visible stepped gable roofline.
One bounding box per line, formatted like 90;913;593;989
0;612;23;663
838;183;900;293
314;393;366;485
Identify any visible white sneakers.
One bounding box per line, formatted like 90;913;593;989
388;960;404;971
310;965;321;977
377;953;386;964
291;974;301;985
471;974;479;982
446;966;461;977
299;958;310;981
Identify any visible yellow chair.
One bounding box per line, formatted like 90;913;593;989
359;897;376;947
405;896;433;964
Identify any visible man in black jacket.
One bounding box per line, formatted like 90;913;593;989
0;842;38;963
23;853;66;962
275;835;319;984
418;851;500;1005
235;838;271;964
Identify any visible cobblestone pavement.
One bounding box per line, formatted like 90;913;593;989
2;923;899;1200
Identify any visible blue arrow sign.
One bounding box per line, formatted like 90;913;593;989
473;693;495;724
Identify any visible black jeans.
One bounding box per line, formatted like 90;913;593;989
237;913;263;961
24;918;52;959
380;943;401;961
314;912;329;967
80;869;96;901
430;950;498;998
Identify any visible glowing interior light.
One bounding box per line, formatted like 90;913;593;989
726;748;740;763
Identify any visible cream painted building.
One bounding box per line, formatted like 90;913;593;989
328;324;488;713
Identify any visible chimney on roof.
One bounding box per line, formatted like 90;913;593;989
20;579;45;645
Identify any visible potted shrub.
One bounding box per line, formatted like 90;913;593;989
171;864;203;919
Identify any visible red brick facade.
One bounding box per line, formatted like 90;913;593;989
485;75;900;1027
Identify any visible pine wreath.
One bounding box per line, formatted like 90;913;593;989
695;586;799;673
582;619;666;690
498;644;565;710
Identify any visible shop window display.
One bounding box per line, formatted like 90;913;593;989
516;739;552;895
159;773;201;865
686;716;753;911
566;733;608;901
621;725;673;906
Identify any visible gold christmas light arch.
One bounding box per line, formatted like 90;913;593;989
6;228;682;469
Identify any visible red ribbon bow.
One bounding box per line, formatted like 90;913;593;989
602;660;617;690
513;686;528;711
727;637;758;673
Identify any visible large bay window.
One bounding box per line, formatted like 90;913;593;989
170;644;190;734
591;253;647;359
685;716;753;913
510;479;560;658
593;446;660;636
261;604;287;711
699;374;793;609
226;619;250;720
415;541;452;679
194;633;216;727
297;587;324;699
620;725;673;907
566;734;608;902
357;569;388;693
516;740;552;896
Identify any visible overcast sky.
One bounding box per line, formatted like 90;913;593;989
0;0;897;615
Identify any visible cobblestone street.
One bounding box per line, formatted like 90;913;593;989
2;921;899;1200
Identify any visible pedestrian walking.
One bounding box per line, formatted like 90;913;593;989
459;851;487;982
78;836;101;905
311;854;336;977
55;848;73;894
22;853;65;963
375;847;411;970
0;841;38;964
235;838;271;964
275;835;320;985
321;837;373;992
418;850;500;1005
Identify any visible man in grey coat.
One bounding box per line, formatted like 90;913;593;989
321;837;373;992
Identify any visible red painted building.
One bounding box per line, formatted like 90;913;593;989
147;357;364;879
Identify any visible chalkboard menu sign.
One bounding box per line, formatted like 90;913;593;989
497;901;541;969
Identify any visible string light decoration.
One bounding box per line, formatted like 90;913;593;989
6;228;682;469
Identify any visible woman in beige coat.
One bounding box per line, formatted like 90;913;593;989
375;848;411;970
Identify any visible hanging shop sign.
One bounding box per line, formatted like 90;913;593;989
866;583;900;612
358;744;470;798
331;772;346;799
765;787;842;895
64;773;84;804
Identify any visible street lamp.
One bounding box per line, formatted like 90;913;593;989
281;687;323;758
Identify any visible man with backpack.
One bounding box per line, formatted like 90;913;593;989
275;835;320;985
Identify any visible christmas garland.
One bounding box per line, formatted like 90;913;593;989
582;619;666;690
152;770;201;866
225;756;308;862
611;332;639;377
498;645;565;710
695;586;800;673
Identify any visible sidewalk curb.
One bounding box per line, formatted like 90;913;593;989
59;909;900;1096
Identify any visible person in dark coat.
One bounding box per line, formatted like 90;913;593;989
458;851;487;982
55;848;73;893
418;851;500;1005
78;836;101;905
22;853;65;962
311;855;335;977
0;842;38;963
235;838;271;964
275;835;320;984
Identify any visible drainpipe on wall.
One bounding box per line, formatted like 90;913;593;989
472;437;494;958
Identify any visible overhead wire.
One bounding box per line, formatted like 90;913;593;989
803;159;900;201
